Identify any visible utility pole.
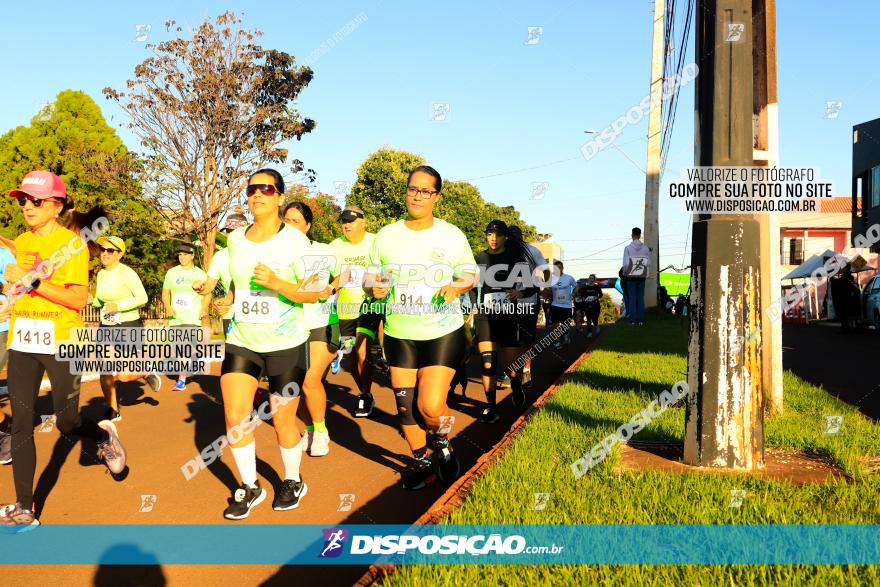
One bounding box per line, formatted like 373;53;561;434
683;0;764;469
752;0;783;414
643;0;665;309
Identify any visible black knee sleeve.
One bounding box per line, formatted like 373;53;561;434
394;386;417;425
480;351;497;378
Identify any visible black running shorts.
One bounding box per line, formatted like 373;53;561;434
384;327;466;370
221;343;308;395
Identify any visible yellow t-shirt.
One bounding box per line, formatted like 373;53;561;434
8;227;89;353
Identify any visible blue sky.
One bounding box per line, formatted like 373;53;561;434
0;1;877;278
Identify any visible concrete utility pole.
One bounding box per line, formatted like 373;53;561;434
752;0;783;414
643;0;665;309
683;0;765;469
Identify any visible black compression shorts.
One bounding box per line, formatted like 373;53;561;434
308;323;341;350
549;306;573;324
221;343;308;395
384;327;466;370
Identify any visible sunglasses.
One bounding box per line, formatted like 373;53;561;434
16;196;58;208
246;184;279;197
99;247;120;254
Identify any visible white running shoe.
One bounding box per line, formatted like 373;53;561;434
145;372;162;392
310;430;330;457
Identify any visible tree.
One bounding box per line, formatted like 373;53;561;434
0;90;173;299
103;11;316;269
347;148;426;232
435;180;487;251
286;184;342;243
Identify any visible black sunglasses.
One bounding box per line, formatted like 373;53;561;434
246;184;279;197
99;247;120;254
16;196;57;208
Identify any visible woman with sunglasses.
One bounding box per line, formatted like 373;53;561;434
214;169;328;520
365;165;477;491
92;235;162;421
282;201;337;457
0;171;126;530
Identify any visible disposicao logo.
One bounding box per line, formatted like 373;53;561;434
320;528;349;558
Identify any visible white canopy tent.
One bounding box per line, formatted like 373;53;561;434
782;249;876;322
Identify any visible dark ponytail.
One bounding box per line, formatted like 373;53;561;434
282;201;313;240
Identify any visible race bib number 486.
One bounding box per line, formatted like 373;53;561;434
11;318;56;354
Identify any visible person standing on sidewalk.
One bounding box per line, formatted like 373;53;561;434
0;171;126;530
93;235;162;422
365;165;477;491
621;227;651;325
162;242;209;391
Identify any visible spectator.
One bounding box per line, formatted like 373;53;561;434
621;227;650;325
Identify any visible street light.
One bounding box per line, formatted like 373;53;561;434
583;129;647;174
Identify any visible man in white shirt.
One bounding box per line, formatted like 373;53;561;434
548;260;576;347
621;227;651;325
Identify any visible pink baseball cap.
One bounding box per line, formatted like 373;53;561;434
8;170;67;201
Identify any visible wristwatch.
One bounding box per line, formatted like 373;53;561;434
30;278;41;292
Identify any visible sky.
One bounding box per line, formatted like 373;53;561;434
0;0;877;279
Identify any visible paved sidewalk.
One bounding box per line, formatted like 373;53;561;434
0;323;596;586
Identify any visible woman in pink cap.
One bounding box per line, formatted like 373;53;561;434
0;170;127;531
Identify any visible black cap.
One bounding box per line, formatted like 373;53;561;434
177;243;195;254
339;206;365;222
485;219;508;235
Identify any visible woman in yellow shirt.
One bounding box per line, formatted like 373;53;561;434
0;171;126;531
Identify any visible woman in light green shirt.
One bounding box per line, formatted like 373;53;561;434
93;236;162;422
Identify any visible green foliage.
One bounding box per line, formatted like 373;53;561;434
599;292;617;323
347;148;426;233
350;148;536;248
285;184;342;243
0;90;171;298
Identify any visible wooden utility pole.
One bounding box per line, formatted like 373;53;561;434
683;0;764;469
752;0;783;414
643;0;665;309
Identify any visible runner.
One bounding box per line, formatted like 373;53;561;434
282;201;336;457
582;273;603;337
365;165;477;490
548;260;576;348
573;280;589;331
92;235;162;422
474;220;537;423
0;171;126;530
507;225;547;390
212;168;327;519
161;242;209;391
328;206;381;418
0;241;16;464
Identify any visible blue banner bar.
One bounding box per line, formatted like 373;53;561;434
0;525;877;565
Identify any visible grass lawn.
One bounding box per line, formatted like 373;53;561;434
384;312;880;586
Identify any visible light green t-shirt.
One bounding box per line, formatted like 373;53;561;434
226;224;310;352
329;232;375;320
93;263;148;325
163;265;208;326
302;240;337;331
207;247;235;321
369;218;477;341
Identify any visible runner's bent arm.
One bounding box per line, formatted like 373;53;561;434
31;282;88;311
252;264;331;303
115;267;148;313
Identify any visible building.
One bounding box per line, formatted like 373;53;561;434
531;233;563;265
852;117;880;252
781;196;878;321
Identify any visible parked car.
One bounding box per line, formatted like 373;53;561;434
864;275;880;331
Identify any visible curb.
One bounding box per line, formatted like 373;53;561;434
354;326;608;587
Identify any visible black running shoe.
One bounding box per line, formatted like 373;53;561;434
273;478;308;511
433;438;461;484
354;394;374;418
402;457;436;491
479;407;501;424
510;377;527;410
102;407;121;422
223;481;266;520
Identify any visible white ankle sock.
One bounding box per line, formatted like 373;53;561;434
230;442;258;487
279;441;303;482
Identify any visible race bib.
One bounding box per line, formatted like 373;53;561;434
483;292;507;305
395;283;437;306
173;294;194;310
236;290;280;324
101;309;121;326
574;296;585;303
11;318;56;354
554;289;571;304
